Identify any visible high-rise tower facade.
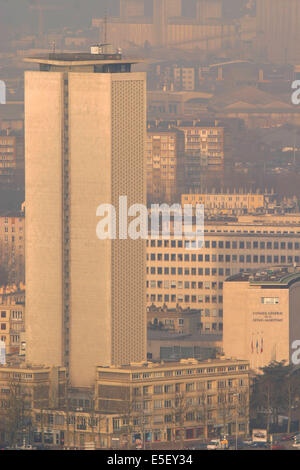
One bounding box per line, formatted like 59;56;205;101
25;48;147;387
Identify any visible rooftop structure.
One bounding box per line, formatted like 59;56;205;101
24;46;143;73
224;266;300;371
97;357;249;372
227;267;300;286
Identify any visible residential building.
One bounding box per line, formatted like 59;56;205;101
0;364;67;445
96;358;250;444
223;267;300;371
0;131;24;185
24;48;146;388
0;132;16;183
0;211;25;284
0;283;25;355
177;123;225;170
146;128;185;204
31;408;119;449
173;67;196;91
147;90;212;117
147;305;202;335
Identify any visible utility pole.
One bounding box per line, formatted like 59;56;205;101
233;393;239;451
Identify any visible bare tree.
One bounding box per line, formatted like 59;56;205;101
1;376;31;447
217;390;231;437
169;392;191;450
194;391;209;440
237;390;250;436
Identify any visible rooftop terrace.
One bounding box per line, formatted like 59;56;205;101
227;266;300;287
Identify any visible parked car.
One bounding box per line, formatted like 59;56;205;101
251;442;269;449
271;444;286;450
280;435;294;441
293;438;300;448
207;439;229;450
242;439;253;446
207;440;220;450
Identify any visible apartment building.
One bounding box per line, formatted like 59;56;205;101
0;364;67;444
0;211;25;284
223;267;300;371
0;284;25;355
0;132;17;184
0;131;24;185
31;408;118;449
96;358;250;444
178;123;224;170
147;215;300;333
147;305;202;335
146;128;185;204
173;67;196;91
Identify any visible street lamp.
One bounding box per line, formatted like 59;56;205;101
233;393;239;451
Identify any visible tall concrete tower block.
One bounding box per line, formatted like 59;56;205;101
166;0;182;17
25;50;147;387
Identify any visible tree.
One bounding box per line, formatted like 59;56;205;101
251;361;300;432
169;392;191;450
115;391;144;450
217;390;232;437
0;264;8;287
1;376;31;447
237;390;250;436
194;391;209;440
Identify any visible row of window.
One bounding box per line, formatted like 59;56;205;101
148;267;230;276
139;378;243;396
130;365;246;380
149;293;222;303
148;256;299;275
148;294;224;309
149;253;300;263
147;239;300;248
148;280;223;289
1;310;23;319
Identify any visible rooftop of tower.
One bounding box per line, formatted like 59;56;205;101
24;44;144;70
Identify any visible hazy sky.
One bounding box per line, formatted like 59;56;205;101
0;0;119;31
0;0;246;35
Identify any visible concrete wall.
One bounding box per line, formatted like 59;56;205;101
223;281;290;371
25;71;64;367
68;72;147;387
256;0;300;64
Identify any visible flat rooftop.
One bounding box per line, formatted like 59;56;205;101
97;358;249;372
227;266;300;287
147;329;222;343
24;52;143;67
